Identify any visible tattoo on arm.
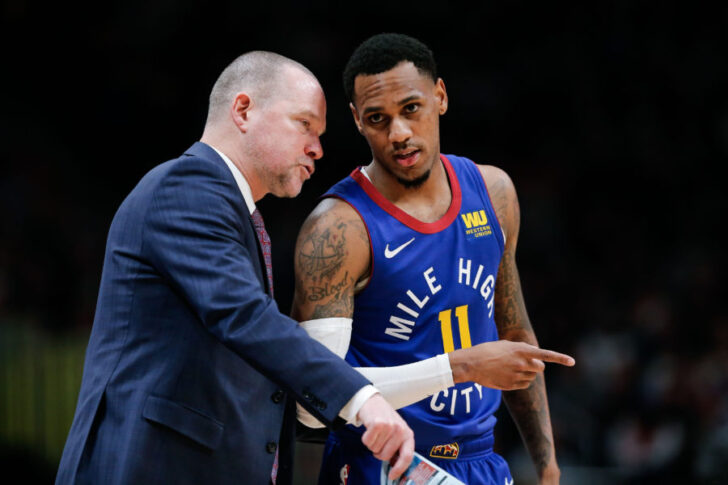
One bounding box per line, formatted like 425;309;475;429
310;293;354;319
485;166;556;473
494;249;532;337
495;242;556;473
503;375;554;472
297;223;347;281
308;271;349;302
488;175;509;225
294;212;368;320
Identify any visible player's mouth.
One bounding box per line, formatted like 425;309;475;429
393;149;420;168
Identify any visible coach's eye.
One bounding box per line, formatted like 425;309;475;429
300;119;311;130
404;103;419;114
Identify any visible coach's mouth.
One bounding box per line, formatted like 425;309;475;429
300;163;314;179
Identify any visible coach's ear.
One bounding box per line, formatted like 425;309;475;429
349;103;364;135
231;92;253;133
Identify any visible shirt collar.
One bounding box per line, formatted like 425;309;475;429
208;144;256;215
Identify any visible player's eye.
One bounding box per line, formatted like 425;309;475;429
367;113;384;124
299;119;311;130
404;103;420;114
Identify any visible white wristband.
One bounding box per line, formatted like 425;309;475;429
356;353;454;410
295;318;455;427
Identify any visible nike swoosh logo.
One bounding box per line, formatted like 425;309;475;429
384;237;415;258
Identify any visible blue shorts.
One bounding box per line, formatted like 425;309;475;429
318;429;513;485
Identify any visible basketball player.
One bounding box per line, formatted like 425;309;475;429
292;33;573;485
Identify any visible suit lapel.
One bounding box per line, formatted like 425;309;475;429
184;142;272;297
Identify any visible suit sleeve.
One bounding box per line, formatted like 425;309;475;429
142;157;370;427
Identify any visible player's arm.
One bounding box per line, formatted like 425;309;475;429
291;197;415;477
481;164;564;485
292;198;454;424
291;197;369;322
293;198;574;426
291;197;364;428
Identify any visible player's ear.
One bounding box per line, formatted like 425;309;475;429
435;78;448;115
350;102;364;134
231;92;253;133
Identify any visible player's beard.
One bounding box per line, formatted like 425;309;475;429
396;169;431;189
378;156;432;189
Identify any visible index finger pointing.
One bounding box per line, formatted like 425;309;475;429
534;348;575;366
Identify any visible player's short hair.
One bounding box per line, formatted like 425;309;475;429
343;33;437;103
206;51;314;125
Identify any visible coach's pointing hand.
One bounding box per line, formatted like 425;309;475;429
449;340;575;391
357;393;414;480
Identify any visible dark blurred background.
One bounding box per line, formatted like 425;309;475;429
1;1;726;483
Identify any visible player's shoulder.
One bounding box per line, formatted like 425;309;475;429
472;164;513;190
445;154;513;190
472;163;517;206
468;163;519;240
305;196;364;228
295;195;372;285
297;196;369;250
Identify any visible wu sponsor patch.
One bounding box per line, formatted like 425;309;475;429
429;442;460;459
460;210;492;240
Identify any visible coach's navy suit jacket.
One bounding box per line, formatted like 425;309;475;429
55;142;369;484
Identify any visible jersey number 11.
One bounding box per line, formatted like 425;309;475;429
438;305;471;353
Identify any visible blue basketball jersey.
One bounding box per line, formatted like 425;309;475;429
323;154;506;447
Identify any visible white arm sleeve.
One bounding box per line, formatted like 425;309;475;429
356;353;453;410
296;318;455;428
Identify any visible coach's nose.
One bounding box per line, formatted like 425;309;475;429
305;135;323;161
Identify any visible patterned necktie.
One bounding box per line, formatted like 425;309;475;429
250;208;274;296
251;208;278;484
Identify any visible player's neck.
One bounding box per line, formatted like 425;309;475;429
366;159;452;223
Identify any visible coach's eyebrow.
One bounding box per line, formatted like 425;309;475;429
296;109;326;135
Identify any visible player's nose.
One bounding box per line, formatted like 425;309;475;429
388;116;412;144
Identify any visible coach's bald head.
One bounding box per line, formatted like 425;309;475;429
204;51;317;127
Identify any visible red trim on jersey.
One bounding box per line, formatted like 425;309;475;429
321;195;375;293
349;154;462;234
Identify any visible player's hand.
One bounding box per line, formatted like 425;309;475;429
356;393;414;480
450;340;575;390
